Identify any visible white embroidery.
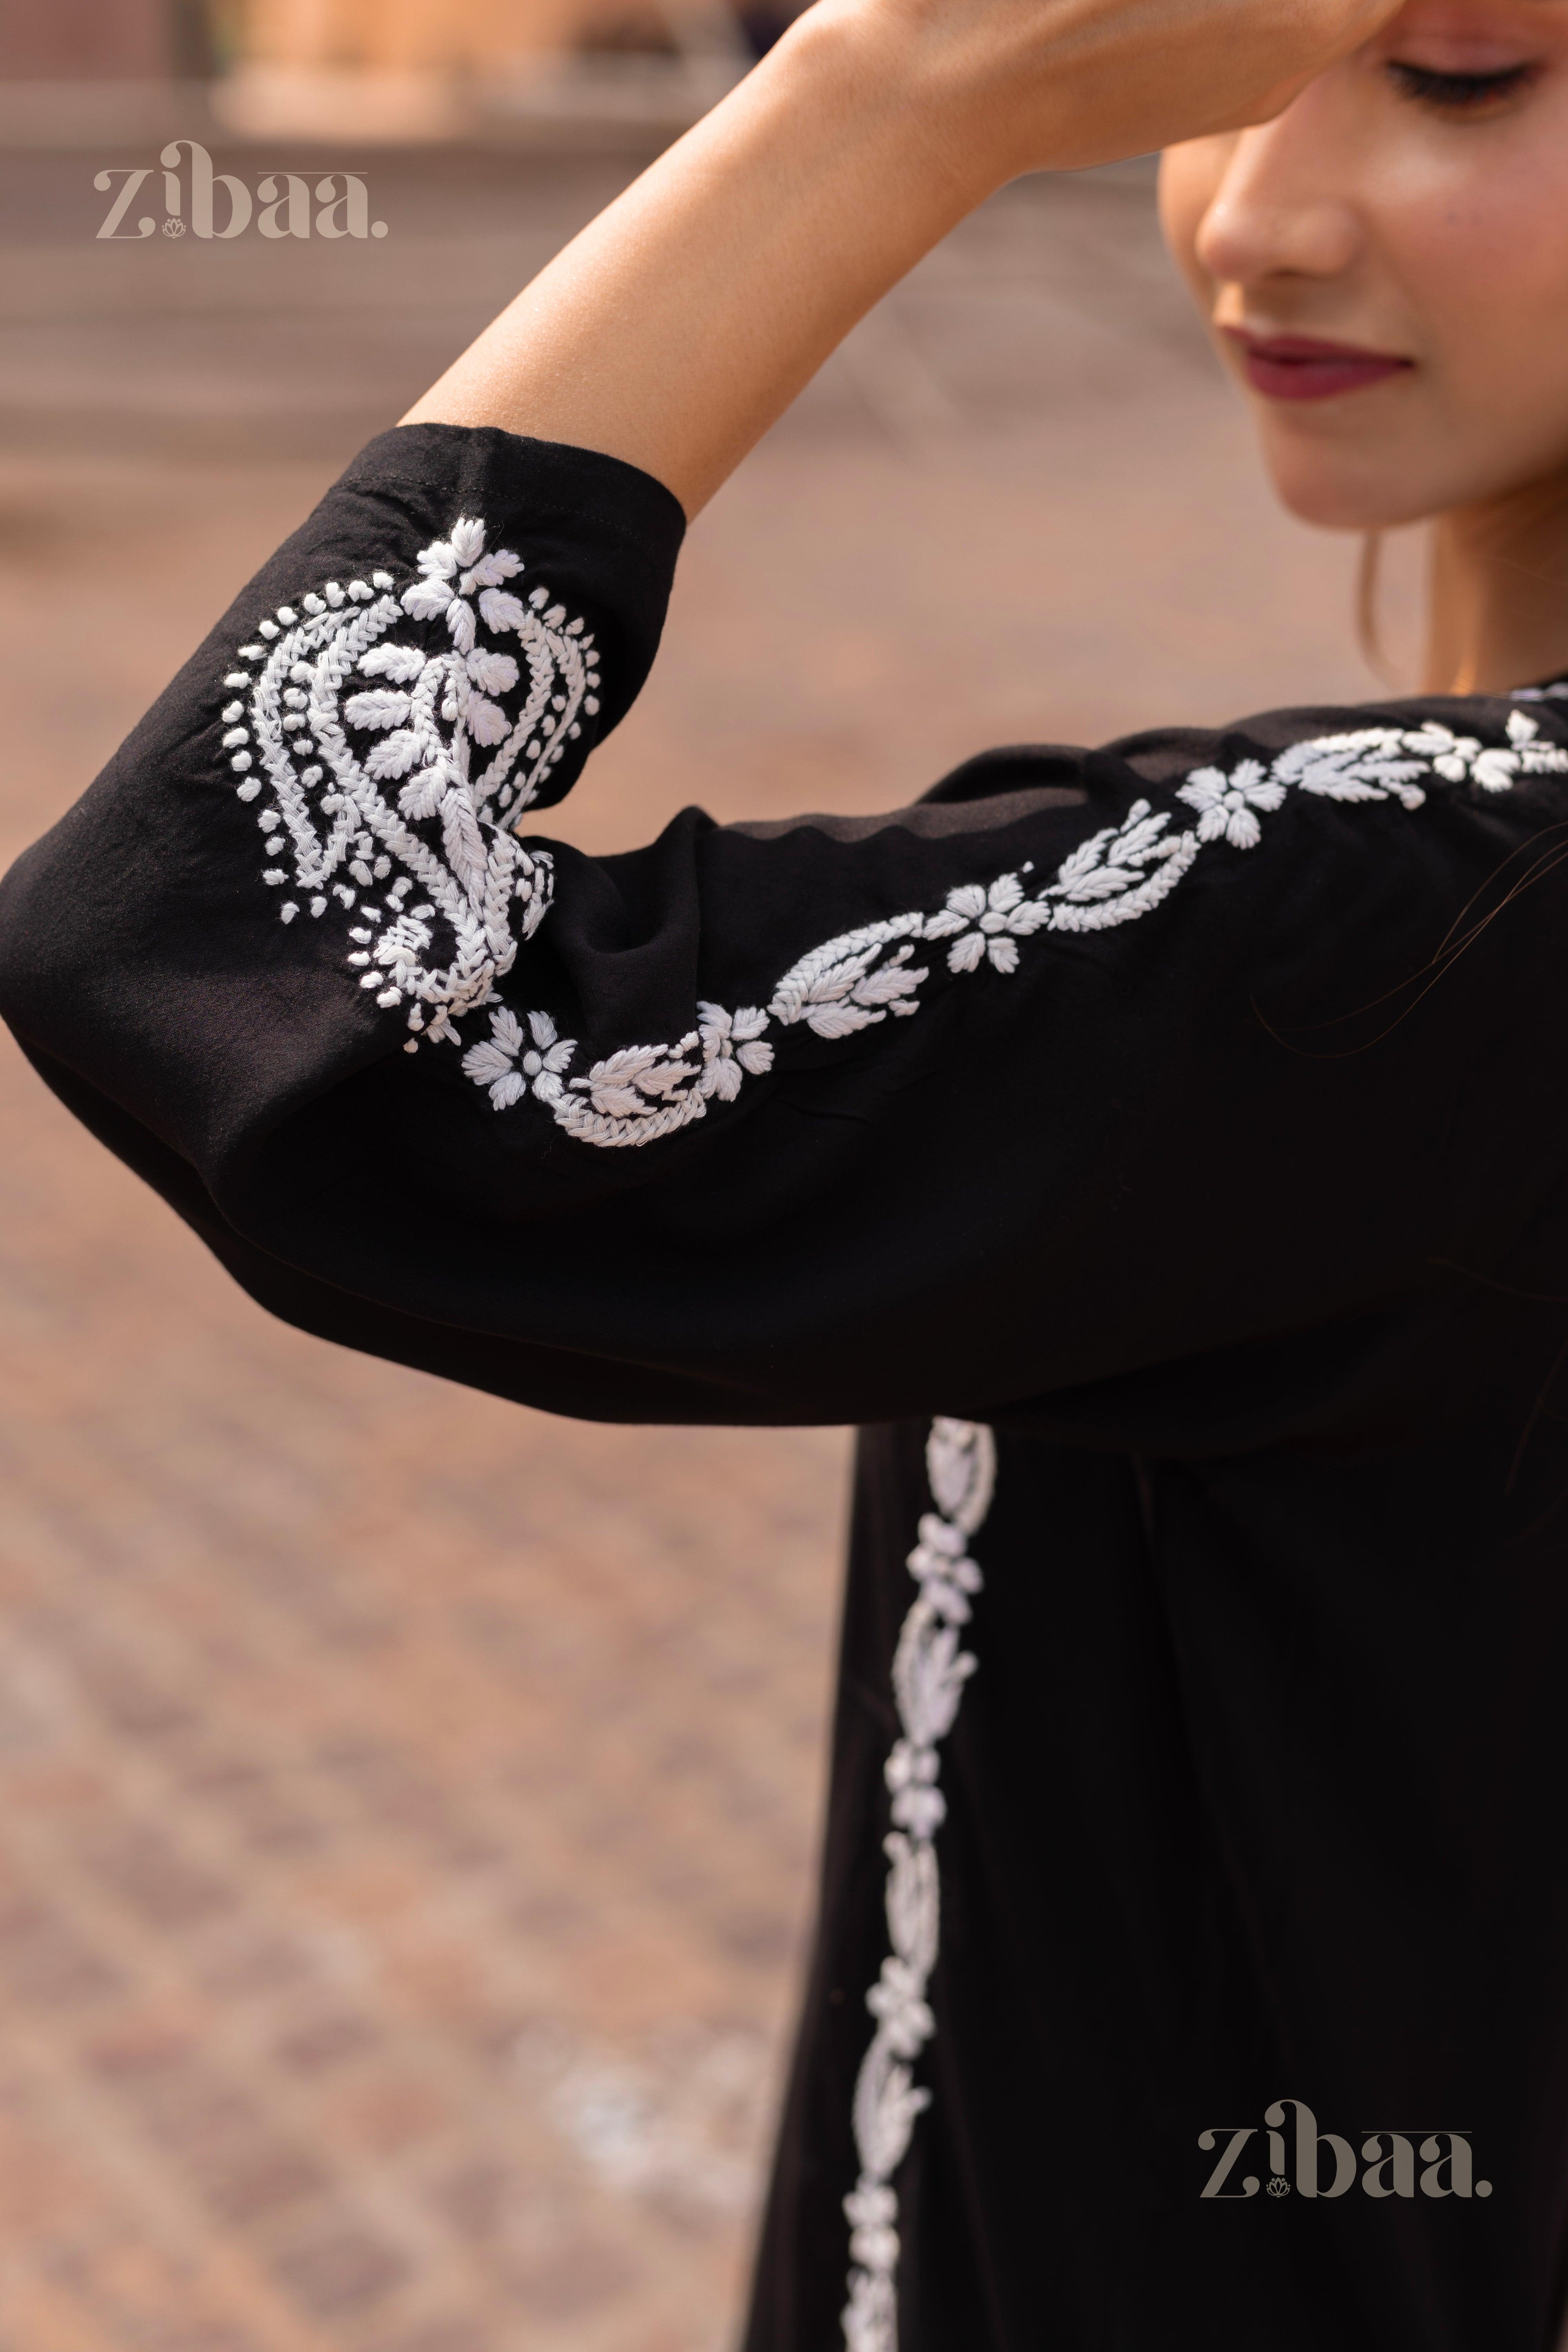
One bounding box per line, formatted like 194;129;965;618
462;706;1566;1140
841;1417;996;2352
223;515;601;1049
461;1006;576;1111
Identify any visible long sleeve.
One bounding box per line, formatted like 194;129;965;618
6;420;1568;1431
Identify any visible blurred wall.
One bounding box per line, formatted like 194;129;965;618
0;0;180;77
239;0;589;69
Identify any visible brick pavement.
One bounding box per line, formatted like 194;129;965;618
0;144;1389;2351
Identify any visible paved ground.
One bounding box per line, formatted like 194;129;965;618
0;141;1392;2352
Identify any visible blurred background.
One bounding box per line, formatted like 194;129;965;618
0;7;1393;2351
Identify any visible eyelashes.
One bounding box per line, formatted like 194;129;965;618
1385;59;1539;113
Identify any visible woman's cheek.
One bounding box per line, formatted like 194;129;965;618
1381;142;1568;428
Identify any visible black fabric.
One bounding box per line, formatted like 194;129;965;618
5;421;1568;2347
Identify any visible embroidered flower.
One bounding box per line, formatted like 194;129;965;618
905;1510;982;1624
1176;757;1288;849
697;1002;775;1100
865;1955;936;2058
924;871;1052;973
843;2182;900;2276
884;1738;944;1838
400;515;522;654
461;1006;576;1111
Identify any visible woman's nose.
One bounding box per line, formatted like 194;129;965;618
1194;119;1365;289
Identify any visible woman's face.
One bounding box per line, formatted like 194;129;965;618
1159;2;1568;531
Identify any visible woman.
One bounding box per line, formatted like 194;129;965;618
6;0;1568;2337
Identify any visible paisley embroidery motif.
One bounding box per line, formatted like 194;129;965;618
222;515;598;1049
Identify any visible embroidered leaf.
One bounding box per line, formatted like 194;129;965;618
1109;806;1169;866
946;933;986;975
582;1080;646;1117
397;767;448;822
461;1040;515;1085
344;689;411;730
853;960;925;1007
527;1009;558;1050
736;1040;774;1076
577;1044;699;1116
401;575;452;621
479;588;526;632
701;1057;743;1100
489;1071;526;1111
440;789;487;900
1050;825;1118;892
446;598;477;654
490;1007;525;1058
796;951;877;1007
804;1002;882;1038
944;884;986;923
358;643;425;682
467;649;519;695
465;547;522;589
1176;769;1225;815
448;517;486;566
365;729;421;780
467;695;510;747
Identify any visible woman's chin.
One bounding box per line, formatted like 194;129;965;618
1259;445;1441;536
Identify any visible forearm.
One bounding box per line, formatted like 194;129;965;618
402;7;1000;514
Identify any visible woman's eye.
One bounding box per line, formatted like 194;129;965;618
1385;59;1537;111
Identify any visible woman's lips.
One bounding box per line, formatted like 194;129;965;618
1222;328;1414;403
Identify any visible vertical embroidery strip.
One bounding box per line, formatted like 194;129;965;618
841;1416;997;2352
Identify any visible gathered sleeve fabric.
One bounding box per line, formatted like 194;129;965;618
6;420;1568;1434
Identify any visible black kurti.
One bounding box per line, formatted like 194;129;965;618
5;424;1568;2351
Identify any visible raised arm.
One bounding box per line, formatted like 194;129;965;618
15;0;1516;1439
402;0;1401;515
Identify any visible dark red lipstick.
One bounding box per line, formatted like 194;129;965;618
1223;328;1414;403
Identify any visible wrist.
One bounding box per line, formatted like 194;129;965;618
754;0;1026;216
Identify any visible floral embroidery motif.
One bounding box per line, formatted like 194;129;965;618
462;706;1567;1143
461;1008;576;1111
1177;757;1286;849
221;514;601;1049
841;1417;996;2352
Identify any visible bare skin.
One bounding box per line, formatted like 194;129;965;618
1159;0;1568;692
402;0;1397;515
